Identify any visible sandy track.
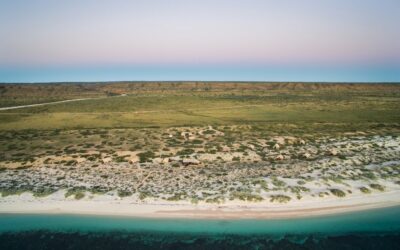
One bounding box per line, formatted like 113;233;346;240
0;94;128;111
0;98;100;111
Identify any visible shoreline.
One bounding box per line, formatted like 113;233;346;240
1;190;399;220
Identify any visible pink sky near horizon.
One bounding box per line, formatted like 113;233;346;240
0;0;399;68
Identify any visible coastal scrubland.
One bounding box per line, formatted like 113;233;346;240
1;82;399;130
0;82;399;207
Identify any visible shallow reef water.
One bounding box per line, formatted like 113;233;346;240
0;231;399;250
1;206;400;249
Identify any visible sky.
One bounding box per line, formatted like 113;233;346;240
0;0;399;82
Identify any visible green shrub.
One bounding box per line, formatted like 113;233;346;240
33;188;56;197
330;188;346;197
203;130;215;135
137;151;155;163
369;183;385;191
139;192;148;200
176;148;195;156
166;192;185;201
231;191;263;202
289;186;310;193
114;155;128;163
297;180;306;185
191;139;203;144
252;179;269;191
205;196;225;204
360;187;371;194
272;177;286;187
65;188;86;200
74;192;85;200
0;187;28;197
117;190;133;198
270;195;291;203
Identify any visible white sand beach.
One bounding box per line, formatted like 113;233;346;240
1;190;399;219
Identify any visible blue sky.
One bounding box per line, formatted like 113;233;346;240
0;0;399;82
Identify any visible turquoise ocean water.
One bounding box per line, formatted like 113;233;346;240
0;206;399;249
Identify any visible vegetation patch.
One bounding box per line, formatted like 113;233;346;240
176;148;195;156
0;187;28;197
137;151;155;163
65;188;86;200
117;190;133;198
269;195;291;203
369;183;385;191
32;188;57;198
329;189;346;197
360;187;371;194
231;192;263;202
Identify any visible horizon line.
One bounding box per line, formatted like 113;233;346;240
1;80;400;85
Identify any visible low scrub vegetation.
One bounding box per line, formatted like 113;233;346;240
369;183;385;191
269;195;291;203
359;187;371;194
329;189;346;197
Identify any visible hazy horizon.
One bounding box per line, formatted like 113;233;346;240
1;0;399;82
